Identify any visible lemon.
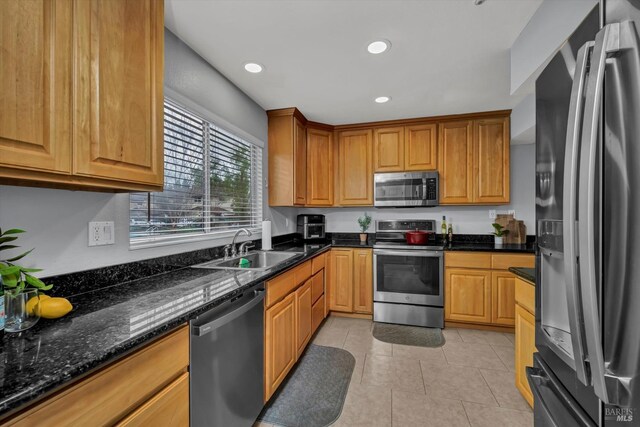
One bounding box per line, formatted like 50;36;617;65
37;297;73;319
26;294;51;315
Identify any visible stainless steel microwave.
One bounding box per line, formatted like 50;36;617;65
374;171;439;207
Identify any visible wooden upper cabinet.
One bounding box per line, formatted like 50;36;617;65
73;0;164;187
293;118;307;204
474;117;510;203
0;0;72;174
373;127;404;172
337;129;373;205
306;127;333;206
353;249;373;314
404;124;437;171
438;120;474;204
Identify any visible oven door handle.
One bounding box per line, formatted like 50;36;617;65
373;249;443;257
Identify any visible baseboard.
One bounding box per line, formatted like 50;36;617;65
445;320;514;333
328;311;373;320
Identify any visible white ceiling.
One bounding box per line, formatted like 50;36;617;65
165;0;543;125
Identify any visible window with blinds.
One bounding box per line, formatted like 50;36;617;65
130;99;263;245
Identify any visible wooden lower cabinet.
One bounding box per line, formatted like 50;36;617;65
312;294;326;334
2;326;189;427
491;271;516;326
445;268;492;324
265;292;297;401
296;280;313;357
515;304;536;407
353;249;373;314
327;248;373;315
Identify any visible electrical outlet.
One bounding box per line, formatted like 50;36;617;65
489;210;497;219
508;209;516;217
88;221;115;246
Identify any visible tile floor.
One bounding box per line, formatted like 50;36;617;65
257;316;533;427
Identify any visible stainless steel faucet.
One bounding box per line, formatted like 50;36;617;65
230;228;252;258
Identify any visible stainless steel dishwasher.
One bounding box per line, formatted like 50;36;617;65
190;284;265;427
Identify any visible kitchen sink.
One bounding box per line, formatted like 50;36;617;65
192;250;303;271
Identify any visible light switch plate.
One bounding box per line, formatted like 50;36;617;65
88;221;115;246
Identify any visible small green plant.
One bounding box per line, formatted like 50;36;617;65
491;223;510;237
0;228;52;292
357;213;372;233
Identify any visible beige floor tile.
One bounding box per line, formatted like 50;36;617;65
443;341;508;370
343;329;393;356
503;332;516;344
361;354;426;394
330;316;373;332
458;329;513;346
332;383;392;427
491;344;515;372
348;350;366;385
392;344;447;365
421;362;498;406
480;369;531;412
312;326;349;348
443;328;463;343
392;390;470;427
462;401;533;427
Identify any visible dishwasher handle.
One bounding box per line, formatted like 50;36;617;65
192;289;265;337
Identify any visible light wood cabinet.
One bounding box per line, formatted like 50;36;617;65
296;279;313;357
265;292;297;400
373;127;404;172
294;118;307;204
337;129;373;205
0;0;164;192
353;249;373;314
306;127;333;205
3;326;189;427
445;251;534;328
405;124;437;171
312;295;326;334
439;116;510;205
328;249;355;312
445;268;492;324
515;302;536;407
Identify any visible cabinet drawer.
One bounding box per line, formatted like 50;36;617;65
312;294;326;334
515;277;535;314
266;269;296;308
445;252;491;269
294;260;312;286
492;253;535;270
311;253;326;275
5;326;189;427
116;372;189;427
311;270;324;304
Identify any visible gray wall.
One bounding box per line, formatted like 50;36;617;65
300;144;535;235
0;29;297;277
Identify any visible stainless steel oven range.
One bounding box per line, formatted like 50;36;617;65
373;219;444;328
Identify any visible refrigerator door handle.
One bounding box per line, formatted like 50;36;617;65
578;22;621;405
562;41;593;386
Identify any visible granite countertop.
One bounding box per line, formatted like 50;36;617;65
444;241;536;253
509;267;536;284
0;242;330;418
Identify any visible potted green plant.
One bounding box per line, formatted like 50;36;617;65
357;213;372;244
0;228;52;332
491;223;510;246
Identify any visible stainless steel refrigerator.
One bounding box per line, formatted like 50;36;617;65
532;0;640;425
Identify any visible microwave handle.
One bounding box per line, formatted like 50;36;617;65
422;178;427;200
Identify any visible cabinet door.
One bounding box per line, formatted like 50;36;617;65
445;268;492;324
312;294;326;334
0;0;72;174
116;372;189;427
438;121;473;204
474;117;510;203
373;127;404;172
491;271;516;326
294;117;307;205
265;293;296;401
306;127;333;205
353;249;373;314
515;304;535;407
311;270;324;304
328;249;354;312
337;130;373;205
296;279;313;357
73;0;164;187
405;124;437;171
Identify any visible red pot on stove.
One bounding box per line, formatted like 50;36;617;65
405;230;429;245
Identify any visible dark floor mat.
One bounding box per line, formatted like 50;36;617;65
259;344;355;427
372;322;445;347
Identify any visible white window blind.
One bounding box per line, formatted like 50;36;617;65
130;99;263;246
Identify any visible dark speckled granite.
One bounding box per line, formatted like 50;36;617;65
328;232;375;248
509;267;536;284
442;234;536;253
0;241;329;418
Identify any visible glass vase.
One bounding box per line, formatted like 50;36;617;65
5;289;40;333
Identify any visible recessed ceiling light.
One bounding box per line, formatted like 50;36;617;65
244;62;263;73
367;40;391;54
375;96;391;104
